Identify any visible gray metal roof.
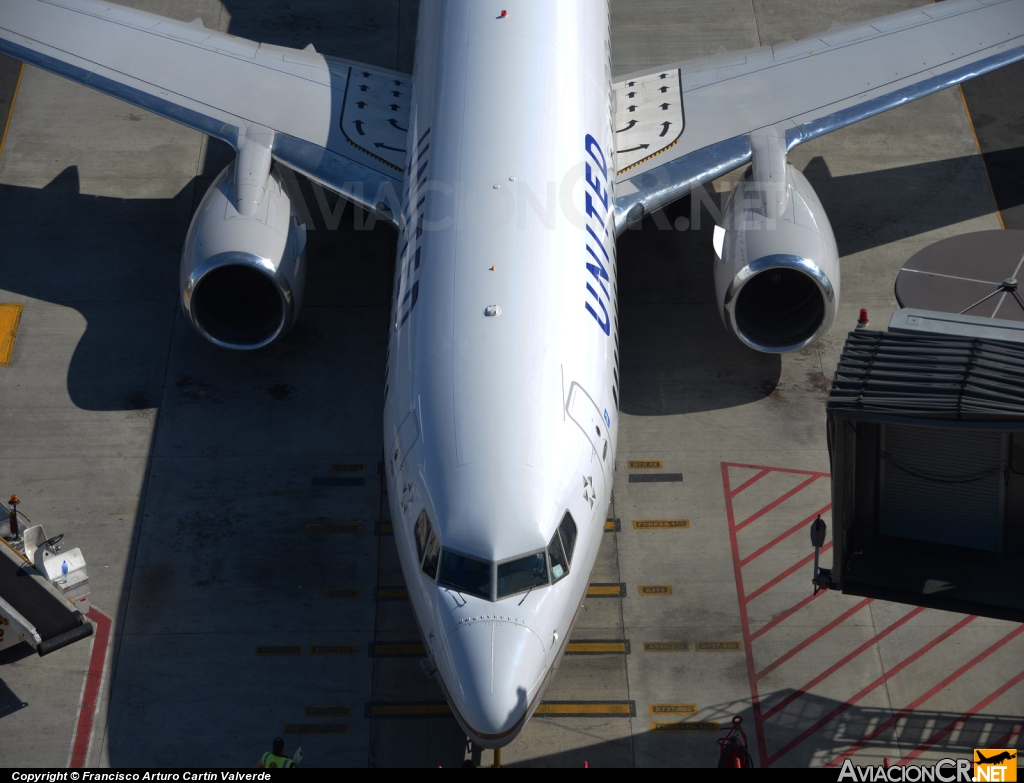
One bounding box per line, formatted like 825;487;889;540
827;329;1024;422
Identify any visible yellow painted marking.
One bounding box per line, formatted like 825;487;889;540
304;705;352;718
304;523;362;535
323;588;359;599
377;587;409;600
283;723;348;735
535;702;634;716
696;641;743;652
369;703;452;717
372;643;425;656
604;518;620;532
638;585;673;596
331;463;366;474
379;523;394;534
0;304;23;366
308;644;356;656
587;583;626;597
651;721;719;733
650;704;698;716
628;460;663;470
0;63;24;161
643;642;689;653
633;519;689;530
567;641;628;654
617;136;680;177
255;645;302;657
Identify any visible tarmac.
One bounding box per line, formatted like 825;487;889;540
0;0;1022;769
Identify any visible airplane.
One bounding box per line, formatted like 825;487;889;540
977;751;1018;765
1;0;1023;750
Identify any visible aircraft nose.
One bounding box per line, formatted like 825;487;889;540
446;620;548;741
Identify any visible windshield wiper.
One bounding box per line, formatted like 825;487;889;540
518;584;537;606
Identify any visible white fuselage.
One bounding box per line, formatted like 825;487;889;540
382;0;619;747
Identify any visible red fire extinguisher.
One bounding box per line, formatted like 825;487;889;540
718;716;754;768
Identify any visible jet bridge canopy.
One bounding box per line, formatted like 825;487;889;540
826;311;1024;623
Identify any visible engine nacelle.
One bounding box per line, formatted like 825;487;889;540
181;161;307;350
713;164;839;353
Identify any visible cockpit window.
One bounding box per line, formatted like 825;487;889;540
548;532;569;583
422;531;441;580
414;510;431;563
558;512;578;564
437;550;491;600
415;509;442;580
496;552;548;599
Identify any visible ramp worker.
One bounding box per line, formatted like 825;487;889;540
257;738;303;768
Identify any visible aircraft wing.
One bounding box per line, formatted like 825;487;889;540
613;0;1024;233
0;0;410;223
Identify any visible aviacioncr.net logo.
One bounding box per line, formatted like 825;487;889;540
838;758;973;782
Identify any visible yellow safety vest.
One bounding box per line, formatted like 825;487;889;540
261;752;294;768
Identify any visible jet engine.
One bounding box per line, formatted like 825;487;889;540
180;161;307;350
713;162;839;353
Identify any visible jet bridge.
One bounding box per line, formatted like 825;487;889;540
821;309;1024;623
0;497;93;657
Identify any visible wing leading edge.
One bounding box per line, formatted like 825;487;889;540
613;0;1024;233
0;0;410;224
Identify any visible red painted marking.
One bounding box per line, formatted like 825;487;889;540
900;669;1024;764
825;622;1024;768
722;462;768;767
70;609;111;768
729;469;771;498
756;598;872;681
724;462;830;479
744;544;830;605
768;614;976;766
735;475;820;533
740;505;832;567
749;590;825;643
992;721;1023;749
761;606;926;721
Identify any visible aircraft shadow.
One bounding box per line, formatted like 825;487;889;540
501;694;1023;768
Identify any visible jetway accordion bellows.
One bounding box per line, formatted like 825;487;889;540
828;330;1024;422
